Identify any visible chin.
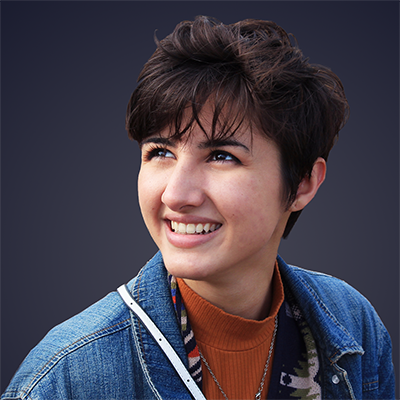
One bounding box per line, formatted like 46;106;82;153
162;251;216;281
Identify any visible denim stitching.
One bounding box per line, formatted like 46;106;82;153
328;347;362;364
297;273;359;339
363;380;378;385
297;274;345;328
131;262;162;400
22;318;131;397
136;267;146;362
295;272;364;364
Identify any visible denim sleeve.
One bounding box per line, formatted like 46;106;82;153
375;321;396;400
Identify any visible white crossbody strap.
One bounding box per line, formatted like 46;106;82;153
117;284;206;400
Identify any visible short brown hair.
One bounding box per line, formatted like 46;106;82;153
126;16;349;238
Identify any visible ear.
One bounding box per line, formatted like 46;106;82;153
289;157;326;212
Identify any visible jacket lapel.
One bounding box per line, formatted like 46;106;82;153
128;252;192;399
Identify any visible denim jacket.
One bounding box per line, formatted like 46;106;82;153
2;252;395;399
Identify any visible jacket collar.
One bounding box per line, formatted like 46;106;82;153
127;252;191;398
128;252;364;373
277;255;364;363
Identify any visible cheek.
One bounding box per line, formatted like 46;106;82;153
215;175;265;206
137;170;147;211
138;169;163;220
207;178;253;225
213;175;283;224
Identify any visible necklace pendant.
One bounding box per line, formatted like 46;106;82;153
255;391;262;400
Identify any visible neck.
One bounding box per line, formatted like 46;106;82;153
183;260;276;321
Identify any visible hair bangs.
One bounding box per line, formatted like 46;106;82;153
131;63;256;144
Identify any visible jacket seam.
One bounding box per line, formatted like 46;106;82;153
296;273;358;342
363;380;379;385
21;318;131;398
328;346;364;364
297;274;345;328
136;267;146;363
130;265;162;400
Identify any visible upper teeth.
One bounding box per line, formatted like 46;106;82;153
170;221;221;234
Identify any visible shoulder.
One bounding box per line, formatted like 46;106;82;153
278;255;392;361
277;256;395;399
2;286;132;399
278;256;376;317
2;253;168;400
277;255;390;351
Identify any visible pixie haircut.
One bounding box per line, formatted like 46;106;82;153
126;16;349;238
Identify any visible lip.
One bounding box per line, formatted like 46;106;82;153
164;219;222;249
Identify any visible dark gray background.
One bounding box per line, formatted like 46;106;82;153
2;1;399;395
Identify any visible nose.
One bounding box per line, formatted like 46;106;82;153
161;160;206;211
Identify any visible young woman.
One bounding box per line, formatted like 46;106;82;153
2;16;395;400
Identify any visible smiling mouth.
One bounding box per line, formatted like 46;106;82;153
170;221;222;235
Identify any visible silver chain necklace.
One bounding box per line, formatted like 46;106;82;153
198;314;278;400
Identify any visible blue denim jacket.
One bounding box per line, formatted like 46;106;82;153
2;252;395;399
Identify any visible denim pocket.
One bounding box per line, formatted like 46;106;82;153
362;376;379;392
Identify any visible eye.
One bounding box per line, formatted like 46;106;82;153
143;146;175;161
209;150;241;164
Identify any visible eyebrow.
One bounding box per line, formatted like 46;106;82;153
198;138;250;153
140;137;176;148
141;136;250;152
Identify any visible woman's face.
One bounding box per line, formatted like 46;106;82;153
138;113;291;284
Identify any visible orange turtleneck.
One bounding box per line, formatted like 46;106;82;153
177;262;284;400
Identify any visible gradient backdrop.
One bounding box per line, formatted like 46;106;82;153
2;1;399;395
